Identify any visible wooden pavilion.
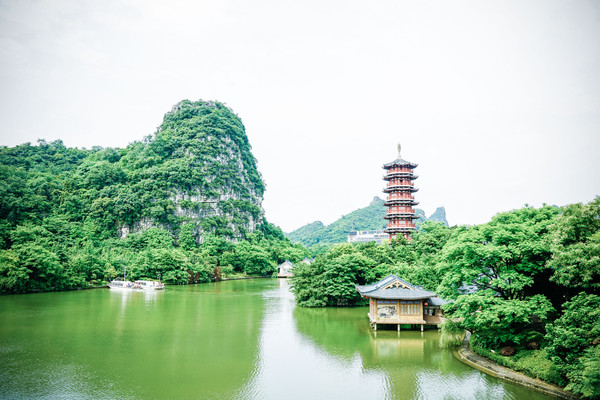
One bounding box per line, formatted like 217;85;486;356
356;274;445;331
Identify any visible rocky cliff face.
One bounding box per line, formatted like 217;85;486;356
427;207;449;227
117;100;266;241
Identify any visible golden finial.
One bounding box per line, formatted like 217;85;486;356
397;143;401;158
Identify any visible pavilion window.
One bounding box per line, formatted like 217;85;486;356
399;300;420;315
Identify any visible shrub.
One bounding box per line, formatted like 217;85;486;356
439;319;464;348
470;334;562;385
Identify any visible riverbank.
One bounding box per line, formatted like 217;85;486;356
453;332;578;399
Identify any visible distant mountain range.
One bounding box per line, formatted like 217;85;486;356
285;197;448;247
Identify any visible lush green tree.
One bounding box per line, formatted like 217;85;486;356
438;206;559;301
570;347;600;399
410;221;452;264
545;293;600;396
185;249;213;283
389;234;417;264
13;243;67;292
387;262;440;292
443;293;554;347
267;239;310;264
129;248;191;283
199;234;234;257
292;257;329;308
354;241;394;266
292;243;377;307
549;197;600;296
67;246;105;283
0;250;29;293
437;206;560;348
220;241;276;276
178;223;198;251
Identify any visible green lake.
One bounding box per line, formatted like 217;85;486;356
0;279;557;399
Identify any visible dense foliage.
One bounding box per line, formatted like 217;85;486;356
293;243;380;307
292;199;600;398
545;293;600;397
285;196;448;248
1;100;597;395
292;221;451;307
0;100;309;293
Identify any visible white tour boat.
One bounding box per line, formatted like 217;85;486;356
108;267;164;290
108;280;165;290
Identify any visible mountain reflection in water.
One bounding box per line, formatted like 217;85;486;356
0;279;557;399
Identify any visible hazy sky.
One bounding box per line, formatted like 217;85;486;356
1;0;599;232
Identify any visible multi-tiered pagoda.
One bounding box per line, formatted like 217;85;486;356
383;144;419;240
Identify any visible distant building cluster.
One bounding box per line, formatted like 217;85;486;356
347;230;390;244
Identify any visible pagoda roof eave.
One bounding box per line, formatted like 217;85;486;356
383;174;418;181
383;158;418;169
384;199;419;204
383;187;419;193
384;214;421;219
384;227;417;233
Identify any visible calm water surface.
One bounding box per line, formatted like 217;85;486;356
0;279;557;399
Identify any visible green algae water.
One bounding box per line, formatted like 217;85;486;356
0;279;557;399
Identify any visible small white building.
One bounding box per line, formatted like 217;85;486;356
277;260;295;278
347;230;390;244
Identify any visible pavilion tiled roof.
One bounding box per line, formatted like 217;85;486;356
426;296;446;306
356;274;446;304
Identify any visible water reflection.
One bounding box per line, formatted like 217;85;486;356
289;282;556;400
0;282;266;399
0;280;559;400
108;287;163;306
239;279;389;399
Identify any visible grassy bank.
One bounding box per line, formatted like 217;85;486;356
470;334;562;385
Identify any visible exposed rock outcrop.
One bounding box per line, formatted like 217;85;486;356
117;100;266;242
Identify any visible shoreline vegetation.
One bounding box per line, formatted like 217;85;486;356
1;101;597;398
292;198;600;399
6;273;275;295
0;101;310;296
455;332;579;399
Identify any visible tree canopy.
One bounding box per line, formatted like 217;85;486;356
291;199;600;398
0;101;308;293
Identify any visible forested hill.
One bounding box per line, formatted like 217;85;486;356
2;100;266;241
121;99;267;238
0;99;309;293
285;197;448;247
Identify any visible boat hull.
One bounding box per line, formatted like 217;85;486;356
108;280;165;290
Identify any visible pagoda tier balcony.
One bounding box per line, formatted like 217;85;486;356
383;172;418;181
384;213;420;220
383;185;419;193
383;198;419;206
385;181;415;188
384;226;416;233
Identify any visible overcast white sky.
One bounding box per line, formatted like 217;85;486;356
1;0;599;232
